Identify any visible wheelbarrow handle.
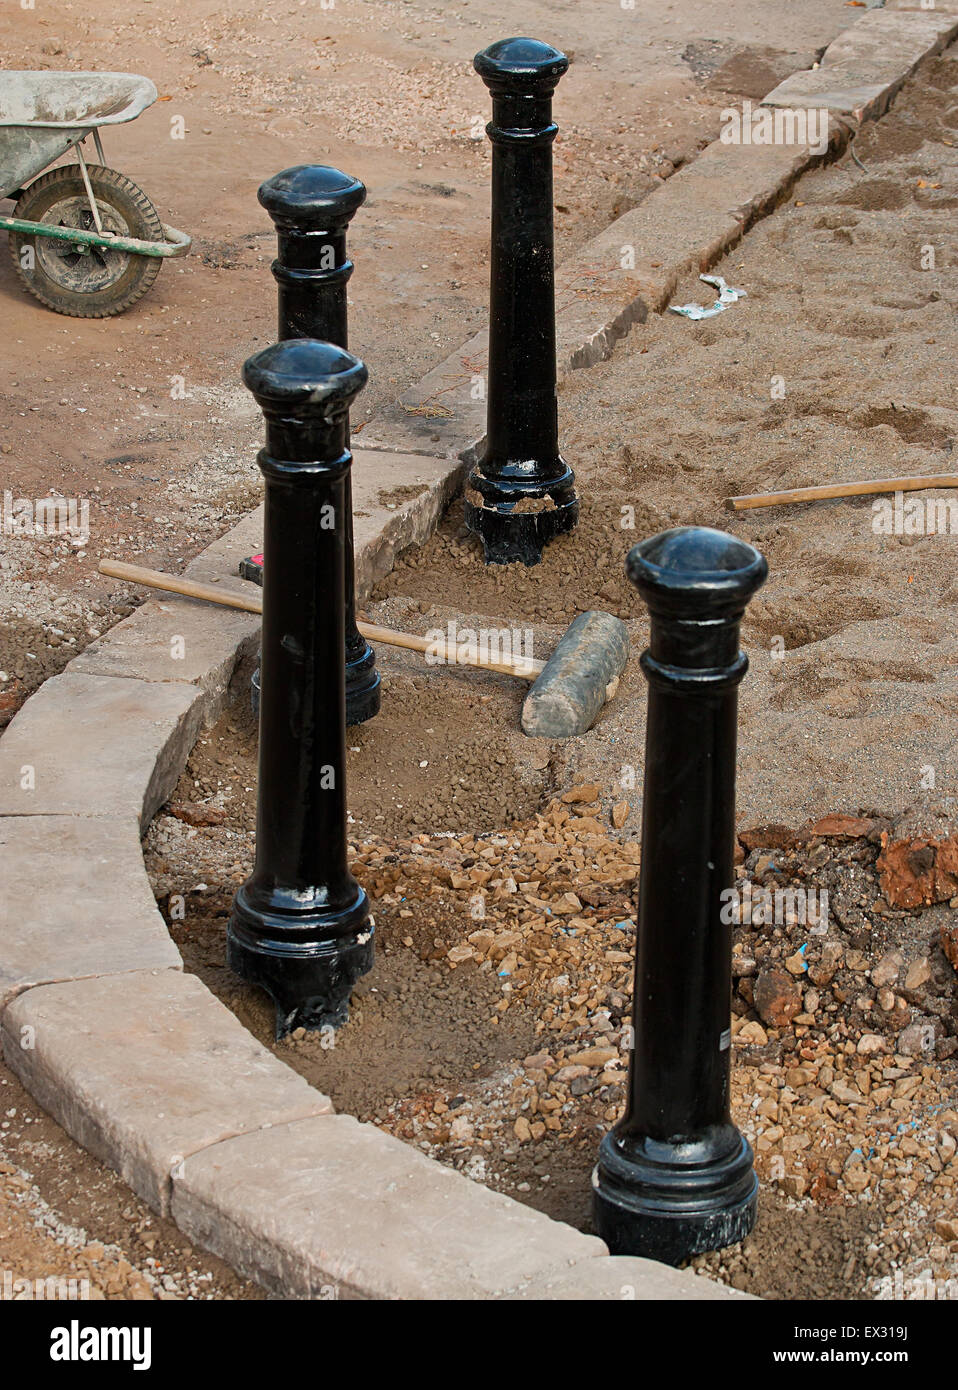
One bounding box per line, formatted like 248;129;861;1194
0;214;191;258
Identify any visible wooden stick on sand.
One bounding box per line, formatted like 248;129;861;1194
727;473;958;512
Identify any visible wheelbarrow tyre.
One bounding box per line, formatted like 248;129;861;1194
8;165;164;317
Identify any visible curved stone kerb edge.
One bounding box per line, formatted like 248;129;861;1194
0;508;742;1299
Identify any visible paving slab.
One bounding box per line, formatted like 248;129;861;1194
1;971;333;1215
818;4;958;69
763;9;958;119
149;453;467;609
172;1113;605;1299
555;262;650;372
361;331;488;463
0;816;181;1010
69;594;259;700
182;503;266;593
351;447;467;602
0;671;202;825
560;138;821;339
505;1254;756;1301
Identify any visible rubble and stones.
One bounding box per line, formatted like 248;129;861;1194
147;785;958;1300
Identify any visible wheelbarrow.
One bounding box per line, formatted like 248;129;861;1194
0;71;190;317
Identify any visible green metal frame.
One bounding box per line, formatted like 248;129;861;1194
0;214;191;257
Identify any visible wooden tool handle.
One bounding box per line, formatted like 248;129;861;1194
355;620;542;680
98;559;543;682
728;473;958;511
99;559;264;612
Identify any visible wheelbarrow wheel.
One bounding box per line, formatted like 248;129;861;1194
8;165;164;317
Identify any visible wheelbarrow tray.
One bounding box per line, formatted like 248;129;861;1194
0;71;189;259
0;71;157;199
0;71;157;126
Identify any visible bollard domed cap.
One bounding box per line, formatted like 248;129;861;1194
627;526;767;620
258;165;366;230
474;37;569;93
243;338;367;417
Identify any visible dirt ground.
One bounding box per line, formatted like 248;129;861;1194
0;0;851;724
377;51;958;832
4;0;953;1304
147;761;958;1300
142;49;958;1300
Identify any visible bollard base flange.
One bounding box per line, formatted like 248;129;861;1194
591;1126;758;1267
345;641;381;726
463;459;578;566
227;889;373;1040
249;662;380;725
463;492;579;566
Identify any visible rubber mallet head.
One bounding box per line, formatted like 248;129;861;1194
521;610;629;739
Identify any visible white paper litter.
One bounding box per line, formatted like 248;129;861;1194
669;274;747;320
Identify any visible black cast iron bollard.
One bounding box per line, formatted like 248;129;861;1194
464;37;578;566
258;164;380;725
592;526;768;1265
227;338;373;1038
